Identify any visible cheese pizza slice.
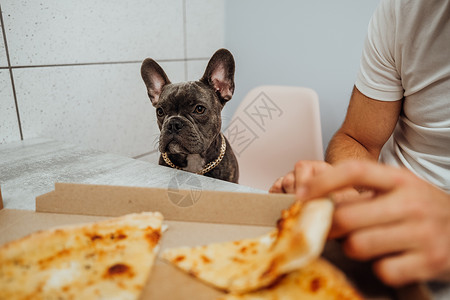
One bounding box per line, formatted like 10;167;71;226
162;199;333;294
0;212;163;300
219;258;363;300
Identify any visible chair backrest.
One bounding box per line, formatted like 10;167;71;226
224;86;323;191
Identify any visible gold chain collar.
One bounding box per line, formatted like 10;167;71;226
161;133;226;175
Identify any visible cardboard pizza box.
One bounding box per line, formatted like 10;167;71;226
0;183;431;300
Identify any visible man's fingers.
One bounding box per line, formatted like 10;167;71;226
294;161;314;193
297;160;401;201
269;172;296;194
294;160;331;197
329;188;372;205
281;172;296;193
329;192;406;238
341;222;418;261
269;177;284;193
374;252;435;287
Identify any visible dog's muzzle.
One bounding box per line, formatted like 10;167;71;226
166;118;184;134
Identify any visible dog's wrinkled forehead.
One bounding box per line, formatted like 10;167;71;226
159;81;216;110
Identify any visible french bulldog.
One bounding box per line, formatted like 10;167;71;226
141;49;239;183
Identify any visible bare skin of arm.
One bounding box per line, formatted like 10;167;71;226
325;86;402;164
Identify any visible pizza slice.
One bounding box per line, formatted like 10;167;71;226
0;212;163;300
162;199;334;294
219;258;363;300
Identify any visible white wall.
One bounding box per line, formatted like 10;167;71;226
1;0;381;163
224;0;380;150
0;0;224;163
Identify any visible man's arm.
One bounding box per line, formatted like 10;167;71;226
326;86;403;164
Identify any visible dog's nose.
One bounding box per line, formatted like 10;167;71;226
167;119;184;133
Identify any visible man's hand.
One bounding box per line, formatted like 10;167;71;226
269;160;359;202
297;160;450;286
269;160;332;194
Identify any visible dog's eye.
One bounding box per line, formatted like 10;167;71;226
194;105;206;114
156;108;164;117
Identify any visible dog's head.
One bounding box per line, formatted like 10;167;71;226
141;49;235;155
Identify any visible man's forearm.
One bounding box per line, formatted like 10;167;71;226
325;130;380;164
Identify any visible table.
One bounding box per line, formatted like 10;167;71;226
1;138;449;299
0;138;263;211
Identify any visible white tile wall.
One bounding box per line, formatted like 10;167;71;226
0;24;7;67
158;61;186;84
2;0;184;65
186;0;225;58
186;59;209;81
0;0;225;160
14;61;185;157
0;70;20;144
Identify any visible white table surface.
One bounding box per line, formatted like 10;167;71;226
0;138;264;211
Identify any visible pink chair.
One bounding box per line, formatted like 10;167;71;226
224;86;323;191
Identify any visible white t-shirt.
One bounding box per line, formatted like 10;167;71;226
355;0;450;192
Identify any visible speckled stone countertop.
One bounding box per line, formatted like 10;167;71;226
0;138;264;210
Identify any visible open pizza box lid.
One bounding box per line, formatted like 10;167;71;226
0;183;431;300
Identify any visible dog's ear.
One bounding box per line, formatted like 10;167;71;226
141;58;171;106
200;49;235;104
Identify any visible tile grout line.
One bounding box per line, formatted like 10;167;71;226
0;4;23;140
182;0;188;81
0;57;210;70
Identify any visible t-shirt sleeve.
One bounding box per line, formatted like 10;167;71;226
355;0;404;101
